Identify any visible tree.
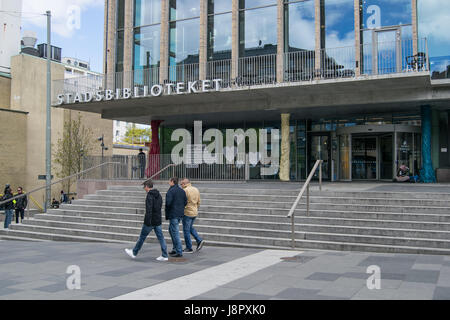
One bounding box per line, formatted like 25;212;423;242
53;114;95;195
123;124;151;144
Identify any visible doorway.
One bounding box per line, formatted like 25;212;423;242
352;136;377;180
308;133;331;180
373;28;402;74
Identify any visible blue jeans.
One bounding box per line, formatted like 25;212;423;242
133;224;168;258
4;209;13;229
182;216;202;250
169;218;183;255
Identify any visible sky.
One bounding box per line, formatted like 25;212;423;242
21;0;104;73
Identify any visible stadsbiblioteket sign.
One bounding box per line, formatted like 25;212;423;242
56;79;223;105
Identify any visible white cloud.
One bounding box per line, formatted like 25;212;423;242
22;0;103;38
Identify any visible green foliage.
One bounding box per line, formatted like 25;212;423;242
123;124;151;144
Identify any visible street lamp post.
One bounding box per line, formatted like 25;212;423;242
98;135;109;179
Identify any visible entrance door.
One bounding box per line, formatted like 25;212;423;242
379;134;393;180
352;136;377;180
374;29;401;74
308;134;330;180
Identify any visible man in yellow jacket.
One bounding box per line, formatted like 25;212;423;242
181;178;205;253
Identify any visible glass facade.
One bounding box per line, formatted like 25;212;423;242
240;0;277;9
169;0;201;20
323;0;354;49
115;0;125;73
418;0;450;79
239;2;277;57
207;1;232;61
284;0;315;52
134;0;161;26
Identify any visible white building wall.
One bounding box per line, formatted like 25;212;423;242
0;0;22;74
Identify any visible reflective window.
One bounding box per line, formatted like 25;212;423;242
135;0;161;26
323;0;354;48
362;0;411;30
169;0;200;21
207;13;232;60
208;0;232;14
418;0;450;79
116;30;124;72
239;5;277;56
169;19;200;65
240;0;277;9
117;0;125;29
134;25;161;68
284;0;315;51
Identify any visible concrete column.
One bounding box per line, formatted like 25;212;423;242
231;0;239;80
123;0;134;88
105;0;117;89
159;0;169;82
280;113;291;182
412;0;418;56
354;0;361;76
199;0;208;80
420;106;437;183
314;0;321;77
432;109;440;170
276;0;284;83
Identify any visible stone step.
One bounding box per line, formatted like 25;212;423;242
13;219;450;249
85;193;450;207
29;214;450;240
2;225;450;255
37;211;450;231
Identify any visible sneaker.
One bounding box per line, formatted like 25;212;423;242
156;256;169;262
168;250;177;256
196;240;205;252
125;248;136;259
183;248;194;254
172;254;183;258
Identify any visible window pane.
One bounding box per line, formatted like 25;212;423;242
324;0;354;48
117;0;125;29
362;0;411;29
285;0;315;51
116;30;124;72
169;19;200;64
207;13;232;60
134;25;161;68
208;0;232;14
170;0;200;20
239;5;277;56
135;0;161;26
418;0;450;79
239;0;276;9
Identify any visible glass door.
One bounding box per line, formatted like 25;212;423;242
379;134;393;180
374;29;401;74
308;134;330;180
352;136;377;180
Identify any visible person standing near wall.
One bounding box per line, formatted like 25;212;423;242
138;148;146;179
1;185;14;229
15;187;27;224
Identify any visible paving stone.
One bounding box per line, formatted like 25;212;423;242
433;286;450;300
306;272;341;282
88;286;137;299
404;270;440;284
230;292;273;300
275;288;321;300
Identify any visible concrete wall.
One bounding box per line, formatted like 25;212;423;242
0;75;11;109
0;109;27;191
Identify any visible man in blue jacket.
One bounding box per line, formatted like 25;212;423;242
165;177;187;258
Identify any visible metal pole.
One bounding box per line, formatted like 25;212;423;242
291;215;295;249
307;184;310;216
45;10;52;213
319;160;322;191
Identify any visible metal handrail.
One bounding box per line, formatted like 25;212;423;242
144;164;178;184
0;162;121;214
287;159;323;249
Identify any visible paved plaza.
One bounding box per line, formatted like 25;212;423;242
0;240;449;300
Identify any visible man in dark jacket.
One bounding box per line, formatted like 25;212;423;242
2;185;14;229
125;180;168;261
15;187;27;224
165;177;187;258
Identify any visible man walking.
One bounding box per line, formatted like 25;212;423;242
181;178;205;253
125;180;168;261
15;187;27;224
165;177;187;258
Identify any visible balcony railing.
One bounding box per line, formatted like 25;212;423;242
53;38;429;104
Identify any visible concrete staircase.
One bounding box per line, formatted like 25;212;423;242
2;183;450;255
